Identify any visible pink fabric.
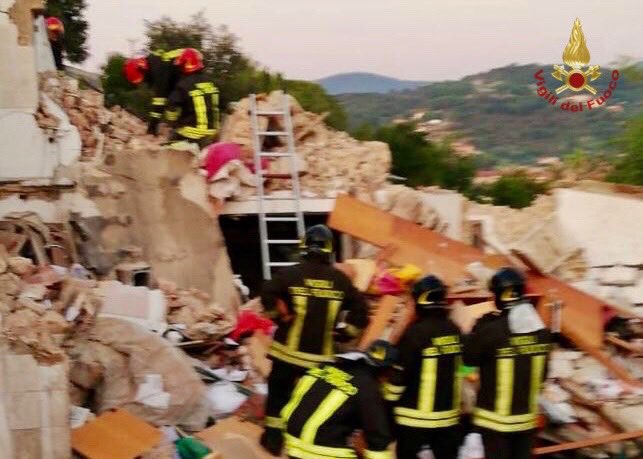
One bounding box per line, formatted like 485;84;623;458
373;271;404;295
229;310;274;341
203;142;242;180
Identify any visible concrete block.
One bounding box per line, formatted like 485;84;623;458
5;354;40;393
40;427;70;459
39;365;68;392
40;390;68;428
11;428;42;459
7;392;41;429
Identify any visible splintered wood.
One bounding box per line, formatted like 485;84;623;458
329;194;639;386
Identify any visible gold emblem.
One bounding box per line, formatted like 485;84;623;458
552;18;601;94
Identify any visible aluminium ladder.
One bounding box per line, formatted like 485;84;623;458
250;93;305;280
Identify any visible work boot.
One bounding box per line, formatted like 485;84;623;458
259;428;284;456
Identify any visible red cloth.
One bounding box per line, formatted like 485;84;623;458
202;142;268;179
229;310;274;341
202;142;242;180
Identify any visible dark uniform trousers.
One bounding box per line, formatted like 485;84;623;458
395;425;461;459
259;259;368;455
263;359;307;445
479;427;534;459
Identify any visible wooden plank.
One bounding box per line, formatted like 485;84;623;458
533;429;643;455
329;195;640;386
358;295;398;350
71;409;162;459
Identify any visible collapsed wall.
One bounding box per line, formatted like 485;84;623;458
38;77;240;311
219;91;391;197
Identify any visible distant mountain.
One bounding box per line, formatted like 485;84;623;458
337;63;643;164
316;72;428;95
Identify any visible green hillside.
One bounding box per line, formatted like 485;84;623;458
338;64;643;164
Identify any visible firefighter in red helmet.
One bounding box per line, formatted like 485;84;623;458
165;48;220;147
46;17;65;71
123;48;186;135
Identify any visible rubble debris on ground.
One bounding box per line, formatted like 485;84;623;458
219;90;391;198
37;75;241;313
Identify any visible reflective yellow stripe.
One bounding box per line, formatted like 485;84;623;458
472;409;536;433
418;356;437;412
285;434;356;459
264;415;285;429
152;97;166;106
288;295;308;351
395;415;460;429
323;300;341;356
162;48;184;60
190;92;208;129
344;323;361;338
300;389;349;443
394;406;459;420
530;355;546;413
281;375;317;423
473;407;536;424
364;449;393;459
453;355;463;411
176;126;215;139
269;341;331;369
496;358;514;416
149;112;162;119
165;108;180;120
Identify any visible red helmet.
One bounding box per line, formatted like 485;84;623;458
175;48;204;74
46;17;65;33
123;57;149;85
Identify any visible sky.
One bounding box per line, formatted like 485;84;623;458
83;0;643;81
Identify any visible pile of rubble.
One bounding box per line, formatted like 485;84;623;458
219;91;391;197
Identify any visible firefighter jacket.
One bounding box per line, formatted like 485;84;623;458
463;311;552;433
283;357;393;459
166;72;220;140
145;49;183;121
261;258;368;369
383;311;463;429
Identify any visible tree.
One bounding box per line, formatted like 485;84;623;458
484;172;546;208
373;123;474;192
104;12;347;129
607;115;643;185
46;0;89;63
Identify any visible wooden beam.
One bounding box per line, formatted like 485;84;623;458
358;295;398;350
328;195;640;386
533;429;643;455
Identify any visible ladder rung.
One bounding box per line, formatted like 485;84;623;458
268;262;298;267
265;217;300;222
258;131;288;136
267;239;300;244
256;111;285;116
259;152;292;157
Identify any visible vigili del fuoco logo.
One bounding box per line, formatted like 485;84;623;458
534;18;620;112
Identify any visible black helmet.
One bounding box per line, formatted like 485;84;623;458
489;267;526;309
412;275;448;312
364;340;397;368
300;224;334;260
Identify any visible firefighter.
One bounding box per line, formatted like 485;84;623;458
259;224;369;456
382;275;463;459
165;49;220;148
46;17;65;71
463;267;552;459
282;340;395;459
123;48;185;135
